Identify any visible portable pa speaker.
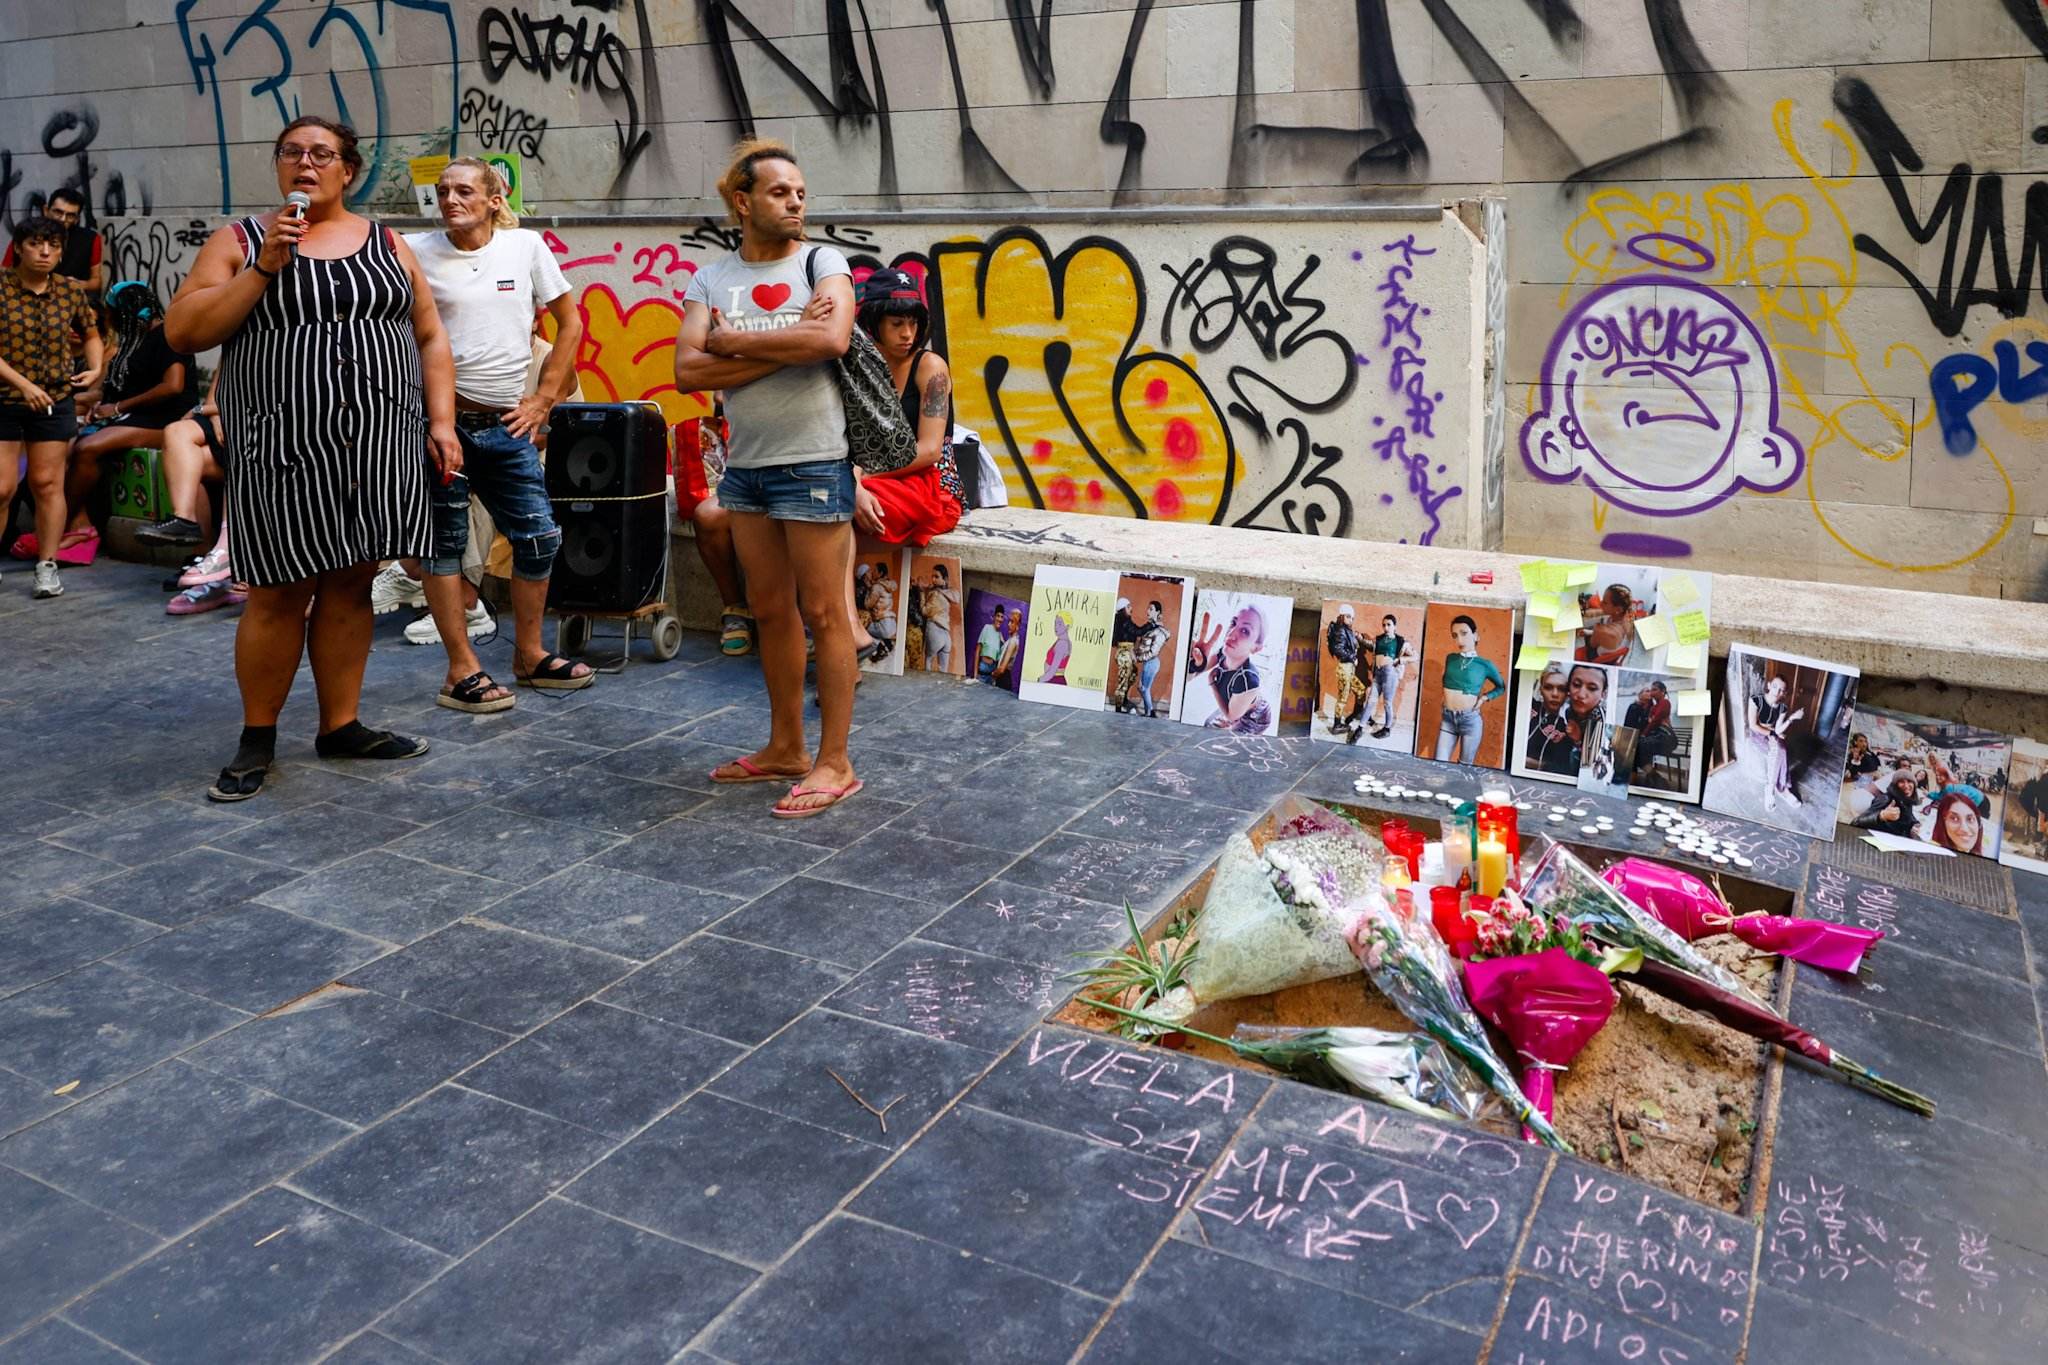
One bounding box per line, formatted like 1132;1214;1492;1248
545;402;669;613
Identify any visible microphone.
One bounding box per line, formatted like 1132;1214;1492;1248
282;191;311;260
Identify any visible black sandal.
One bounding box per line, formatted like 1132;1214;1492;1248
315;721;430;761
516;653;594;692
438;670;516;714
208;764;267;802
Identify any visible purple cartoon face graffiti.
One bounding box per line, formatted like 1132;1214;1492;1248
1520;237;1804;518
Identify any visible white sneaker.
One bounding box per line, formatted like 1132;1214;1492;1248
31;560;62;599
371;563;426;614
1780;788;1802;809
404;600;494;645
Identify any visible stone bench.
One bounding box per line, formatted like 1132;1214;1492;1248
669;508;2048;729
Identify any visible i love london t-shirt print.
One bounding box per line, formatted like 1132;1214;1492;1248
682;244;853;468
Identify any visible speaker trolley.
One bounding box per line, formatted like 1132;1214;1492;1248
544;402;684;671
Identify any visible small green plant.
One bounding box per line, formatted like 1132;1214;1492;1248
1068;901;1198;1039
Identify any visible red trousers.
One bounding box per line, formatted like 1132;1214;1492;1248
864;465;962;547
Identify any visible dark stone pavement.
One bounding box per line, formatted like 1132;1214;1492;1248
3;561;2047;1363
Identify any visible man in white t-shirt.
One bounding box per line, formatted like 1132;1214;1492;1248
676;138;860;819
404;158;592;712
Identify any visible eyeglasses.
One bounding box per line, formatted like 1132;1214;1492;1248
274;145;342;167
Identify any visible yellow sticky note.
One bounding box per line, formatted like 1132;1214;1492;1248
1519;561;1552;593
1673;689;1713;717
1660;572;1700;609
1666;641;1704;672
1540;563;1571;592
1526;591;1560;619
1562;562;1597;587
1515;643;1553;672
1674;610;1711;645
1635;613;1674;649
1551;602;1583;631
1533;622;1575;650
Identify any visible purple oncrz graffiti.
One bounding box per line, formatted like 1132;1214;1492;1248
1519;236;1804;518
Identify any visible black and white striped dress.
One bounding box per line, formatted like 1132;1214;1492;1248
217;214;430;587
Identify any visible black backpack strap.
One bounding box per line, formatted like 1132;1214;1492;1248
802;243;818;289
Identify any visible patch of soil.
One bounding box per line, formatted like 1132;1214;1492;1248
1059;799;1783;1214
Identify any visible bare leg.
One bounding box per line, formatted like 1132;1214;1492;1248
25;440;68;563
423;570;490;689
718;509;810;782
782;518;858;811
508;575;553;675
158;417;222;531
236;578;319;725
691;497;746;606
0;440;20;515
67;425;163;533
844;533;877;650
306;561;379;734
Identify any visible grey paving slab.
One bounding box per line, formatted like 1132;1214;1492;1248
459;1001;743;1138
1084;1236;1482;1364
344;920;634;1035
703;1215;1102;1365
827;940;1065;1053
568;1091;888;1266
288;1085;613;1256
0;841;122;915
1792;938;2043;1054
808;827;1018;905
885;784;1096;850
481;864;745;960
855;1103;1189;1295
1744;1286;1943;1365
67;1187;444;1365
255;849;509;944
0;1059;351;1237
379;1198;753;1365
206;803;422;872
1802;862;2030;981
0;899;164;1000
0;963;246;1093
582;732;744;789
385;805;624;888
917;877;1131;969
0;1319;138;1365
0;1067;66;1139
590;819;828;896
73;846;307;927
1493;1273;1725;1365
706;1008;991;1151
0;1167;159;1341
1003;833;1201;911
1063;787;1253;853
184;985;509;1126
491;771;711;837
687;779;913;850
108;904;392;1014
1135;749;1307;811
601;934;848;1045
42;797;260;869
711;876;939;971
319;1332;441;1365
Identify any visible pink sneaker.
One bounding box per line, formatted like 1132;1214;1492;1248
167;578;247;615
179;542;233;588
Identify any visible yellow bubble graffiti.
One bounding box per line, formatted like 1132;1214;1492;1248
934;232;1233;522
1556;100;2013;574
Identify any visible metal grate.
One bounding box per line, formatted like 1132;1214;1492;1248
1813;833;2016;916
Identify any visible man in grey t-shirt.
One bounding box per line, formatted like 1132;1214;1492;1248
676;140;863;820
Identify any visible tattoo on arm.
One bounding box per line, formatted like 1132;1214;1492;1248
921;371;951;419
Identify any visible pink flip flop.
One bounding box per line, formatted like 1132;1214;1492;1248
772;779;864;820
54;528;99;566
708;755;803;785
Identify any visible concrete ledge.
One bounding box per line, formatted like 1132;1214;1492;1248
671;508;2048;700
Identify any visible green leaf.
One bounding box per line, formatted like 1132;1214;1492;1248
1628;1133;1646;1150
1598;946;1644;976
1639;1100;1664;1120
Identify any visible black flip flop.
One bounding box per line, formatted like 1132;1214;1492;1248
207;765;267;802
438;670;516;714
315;723;430;761
516;652;594;692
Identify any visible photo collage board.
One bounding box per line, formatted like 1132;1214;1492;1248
955;558;2042;866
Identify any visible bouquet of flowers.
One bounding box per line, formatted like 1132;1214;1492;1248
1346;893;1570;1150
1089;1002;1495;1122
1129;798;1386;1024
1527;841;1934;1116
1460;888;1602;966
1519;838;1773;1011
1462;948;1617;1137
1601;858;1884;974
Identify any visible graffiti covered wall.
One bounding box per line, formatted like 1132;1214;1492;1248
533;212;1486;544
5;2;2047;594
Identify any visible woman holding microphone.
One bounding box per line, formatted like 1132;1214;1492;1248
168;117;460;801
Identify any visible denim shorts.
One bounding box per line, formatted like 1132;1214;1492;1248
0;404;78;443
424;423;561;582
717;458;855;523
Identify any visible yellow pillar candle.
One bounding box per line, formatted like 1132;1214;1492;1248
1477;837;1509;898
